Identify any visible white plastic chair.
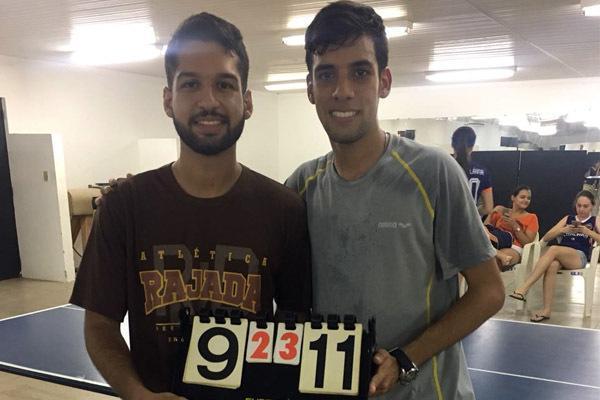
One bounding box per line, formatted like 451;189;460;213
555;245;599;318
459;233;540;299
509;234;541;310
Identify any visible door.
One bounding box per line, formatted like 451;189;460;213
0;98;21;280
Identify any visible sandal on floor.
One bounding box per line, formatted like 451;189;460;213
508;291;526;302
530;314;550;323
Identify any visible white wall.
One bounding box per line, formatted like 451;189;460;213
0;55;173;188
0;55;281;188
276;92;329;182
238;90;280;179
137;138;179;174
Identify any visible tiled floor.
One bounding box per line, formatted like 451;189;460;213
496;267;600;329
0;271;598;399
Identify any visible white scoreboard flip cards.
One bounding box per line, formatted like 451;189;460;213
177;310;375;399
298;321;362;395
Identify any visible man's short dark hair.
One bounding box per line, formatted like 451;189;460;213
304;1;388;74
165;12;249;92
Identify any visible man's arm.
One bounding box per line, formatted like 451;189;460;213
369;257;504;396
84;310;186;400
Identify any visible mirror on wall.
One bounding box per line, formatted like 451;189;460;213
380;112;600;153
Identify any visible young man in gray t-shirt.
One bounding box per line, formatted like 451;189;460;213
286;2;505;399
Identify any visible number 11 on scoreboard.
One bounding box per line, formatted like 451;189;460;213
298;322;362;395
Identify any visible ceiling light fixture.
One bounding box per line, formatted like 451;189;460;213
267;72;307;82
264;81;308;92
374;6;406;20
534;125;557;136
68;22;161;65
282;20;412;47
425;67;516;83
286;6;406;29
565;107;600;127
287;14;317;29
282;34;305;46
581;0;600;16
385;21;413;38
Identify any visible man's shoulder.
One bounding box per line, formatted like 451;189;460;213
390;136;457;174
100;165;168;207
285;153;332;194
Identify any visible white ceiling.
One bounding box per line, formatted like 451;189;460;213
0;0;598;91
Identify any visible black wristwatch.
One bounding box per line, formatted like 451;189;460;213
389;348;419;384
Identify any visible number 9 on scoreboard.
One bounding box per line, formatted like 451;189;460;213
182;316;248;389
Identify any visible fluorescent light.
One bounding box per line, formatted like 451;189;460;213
585;119;600;128
282;35;305;46
287;14;316;29
283;21;412;47
534;125;557;136
429;56;515;72
499;114;557;136
67;22;161;65
566;108;600;127
286;7;405;29
498;114;529;127
264;81;307;92
565;109;587;123
385;21;412;38
470;115;496;121
267;72;307;82
374;6;406;20
583;5;600;16
426;67;515;83
582;1;600;16
429;36;514;74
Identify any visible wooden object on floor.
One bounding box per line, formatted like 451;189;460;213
68;187;100;250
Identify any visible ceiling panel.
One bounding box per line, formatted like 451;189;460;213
0;0;598;90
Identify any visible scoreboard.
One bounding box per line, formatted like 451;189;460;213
172;308;376;399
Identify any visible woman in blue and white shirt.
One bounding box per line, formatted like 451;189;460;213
510;190;600;322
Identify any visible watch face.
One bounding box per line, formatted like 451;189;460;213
401;368;418;383
391;348;419;383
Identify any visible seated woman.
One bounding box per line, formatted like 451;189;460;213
510;190;600;322
484;185;539;270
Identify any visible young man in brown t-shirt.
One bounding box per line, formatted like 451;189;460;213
70;13;311;400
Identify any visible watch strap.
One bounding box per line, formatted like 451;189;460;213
389;348;419;383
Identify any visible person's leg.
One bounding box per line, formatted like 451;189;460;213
495;248;520;271
515;246;561;295
531;248;583;321
532;260;561;319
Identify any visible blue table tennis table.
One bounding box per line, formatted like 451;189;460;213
0;305;598;399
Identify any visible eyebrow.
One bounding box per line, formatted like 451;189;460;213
350;60;375;69
175;72;199;81
175;72;240;82
314;59;375;73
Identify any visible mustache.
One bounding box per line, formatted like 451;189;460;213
189;110;228;124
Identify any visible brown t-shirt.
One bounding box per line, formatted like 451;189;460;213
70;164;311;393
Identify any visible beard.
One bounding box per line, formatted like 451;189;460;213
173;111;245;156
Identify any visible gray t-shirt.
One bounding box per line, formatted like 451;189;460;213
286;134;495;400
